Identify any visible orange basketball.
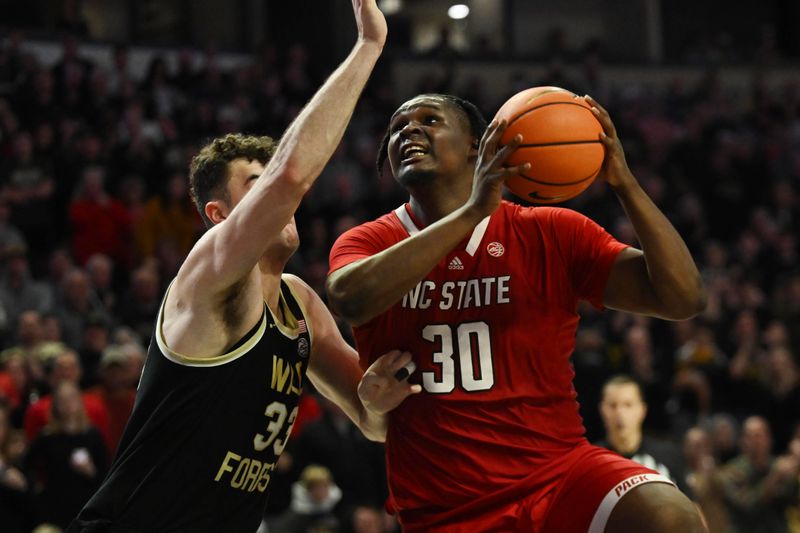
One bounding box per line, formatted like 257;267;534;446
494;86;604;204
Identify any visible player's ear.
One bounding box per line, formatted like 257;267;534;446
205;200;227;225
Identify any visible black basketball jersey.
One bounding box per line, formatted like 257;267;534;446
70;277;312;533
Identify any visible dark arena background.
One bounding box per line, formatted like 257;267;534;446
1;1;799;532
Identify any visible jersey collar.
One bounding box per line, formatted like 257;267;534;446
393;203;491;257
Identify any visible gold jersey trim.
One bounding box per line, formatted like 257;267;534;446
155;275;312;367
274;275;314;349
155;282;268;367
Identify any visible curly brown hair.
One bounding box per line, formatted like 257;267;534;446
189;133;278;228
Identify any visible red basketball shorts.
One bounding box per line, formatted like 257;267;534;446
401;443;674;533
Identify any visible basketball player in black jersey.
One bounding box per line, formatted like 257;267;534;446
68;2;418;532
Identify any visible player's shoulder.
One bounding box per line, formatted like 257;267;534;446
281;273;315;301
504;201;586;222
334;208;405;243
501;201;594;232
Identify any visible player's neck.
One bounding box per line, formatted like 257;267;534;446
408;175;472;224
609;431;642;455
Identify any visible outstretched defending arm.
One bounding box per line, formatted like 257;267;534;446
179;0;387;298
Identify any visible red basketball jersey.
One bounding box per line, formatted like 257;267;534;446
329;201;627;526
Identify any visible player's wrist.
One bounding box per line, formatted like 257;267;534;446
354;38;385;55
459;202;489;225
609;173;641;196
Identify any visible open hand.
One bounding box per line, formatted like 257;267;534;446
352;0;387;48
468;119;530;218
358;350;421;415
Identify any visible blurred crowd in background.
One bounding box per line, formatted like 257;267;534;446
0;25;799;533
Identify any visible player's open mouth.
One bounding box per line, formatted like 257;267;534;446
400;143;428;164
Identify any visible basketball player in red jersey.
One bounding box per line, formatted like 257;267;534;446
327;93;708;532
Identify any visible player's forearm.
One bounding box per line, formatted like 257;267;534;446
613;178;706;319
327;206;485;326
266;41;382;191
188;42;384;290
309;367;385;442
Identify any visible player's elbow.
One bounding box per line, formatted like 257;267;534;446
270;153;314;195
325;276;369;326
666;278;707;320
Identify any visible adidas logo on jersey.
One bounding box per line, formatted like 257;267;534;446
448;257;464;270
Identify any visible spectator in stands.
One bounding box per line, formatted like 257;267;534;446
68;165;132;268
597;375;684;486
77;312;111;388
0;352;37;427
85;253;116;314
0;245;53;331
1;130;56;264
44;248;75;302
135;170;200;260
106;43;134;96
0;401;33;533
706;415;739;467
25;381;108;529
266;464;342;533
54;268;109;350
619;324;673;432
0;311;47;391
117;265;160;342
40;313;62;344
350;505;393;533
715;416;799;533
681;426;729;533
23;348;109;444
87;344;137;455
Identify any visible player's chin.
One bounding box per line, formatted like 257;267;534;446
396;166;438;187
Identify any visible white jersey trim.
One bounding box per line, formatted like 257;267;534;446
394;205;419;236
588;473;674;533
393;204;491;256
465;216;490;256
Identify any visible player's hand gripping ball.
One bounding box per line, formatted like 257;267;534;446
493;86;604;204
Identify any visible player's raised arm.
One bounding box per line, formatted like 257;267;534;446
586;95;707;320
285;276;419;442
178;0;387;297
327;117;528;326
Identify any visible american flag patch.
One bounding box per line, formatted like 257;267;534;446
297;319;307;333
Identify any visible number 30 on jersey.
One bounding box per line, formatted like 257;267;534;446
421;321;495;393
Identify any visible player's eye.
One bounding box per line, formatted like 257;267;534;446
424;115;440;125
